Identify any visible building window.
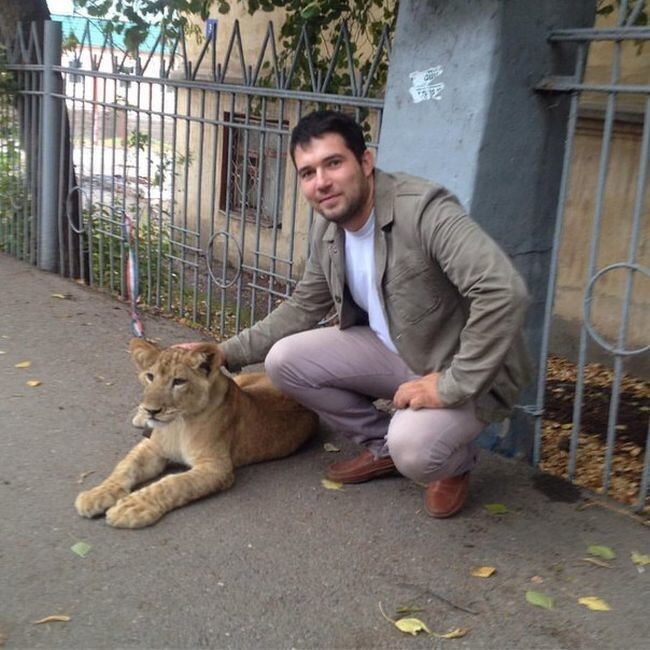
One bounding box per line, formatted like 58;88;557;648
220;112;287;228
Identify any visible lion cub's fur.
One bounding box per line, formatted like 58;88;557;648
75;338;318;528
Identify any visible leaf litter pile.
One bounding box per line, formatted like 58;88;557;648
540;354;649;511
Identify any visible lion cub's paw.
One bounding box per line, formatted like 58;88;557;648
105;495;164;529
75;485;128;518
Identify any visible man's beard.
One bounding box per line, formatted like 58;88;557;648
317;180;369;227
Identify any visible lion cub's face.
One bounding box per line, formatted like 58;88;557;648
129;338;225;428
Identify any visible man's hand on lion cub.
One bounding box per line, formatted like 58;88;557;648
75;338;318;528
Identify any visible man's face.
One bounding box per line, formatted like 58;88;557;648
293;132;374;231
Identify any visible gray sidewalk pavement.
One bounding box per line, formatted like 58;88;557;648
1;252;649;650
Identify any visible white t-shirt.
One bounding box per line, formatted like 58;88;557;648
344;212;398;353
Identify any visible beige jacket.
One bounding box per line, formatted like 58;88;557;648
221;169;533;423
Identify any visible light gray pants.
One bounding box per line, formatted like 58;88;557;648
265;326;485;484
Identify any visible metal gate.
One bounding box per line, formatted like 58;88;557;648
534;6;649;513
0;16;390;337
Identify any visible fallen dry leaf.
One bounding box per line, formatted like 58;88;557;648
32;615;71;625
578;596;611;611
14;361;31;368
323;443;340;453
26;380;42;388
432;627;469;639
530;575;545;584
51;293;68;299
471;566;496;578
321;479;344;491
395;605;425;616
77;470;95;484
540;354;649;510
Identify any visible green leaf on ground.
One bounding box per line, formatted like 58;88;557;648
70;541;92;557
588;545;616;560
484;503;509;515
631;551;650;566
394;617;432;636
526;590;554;609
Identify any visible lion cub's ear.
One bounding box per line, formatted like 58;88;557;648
187;343;225;377
129;338;161;371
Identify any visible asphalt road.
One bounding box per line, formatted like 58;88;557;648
1;253;649;649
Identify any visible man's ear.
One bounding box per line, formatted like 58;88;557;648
361;148;374;178
129;338;161;371
187;343;225;377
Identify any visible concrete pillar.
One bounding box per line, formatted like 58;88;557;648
378;0;596;458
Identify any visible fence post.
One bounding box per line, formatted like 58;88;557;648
39;20;62;272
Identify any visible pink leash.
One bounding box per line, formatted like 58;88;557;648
122;210;145;339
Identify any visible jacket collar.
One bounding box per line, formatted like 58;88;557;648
321;168;395;241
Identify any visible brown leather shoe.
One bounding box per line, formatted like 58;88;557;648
424;472;470;518
326;448;398;484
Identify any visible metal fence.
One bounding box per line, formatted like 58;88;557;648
534;7;649;514
0;17;389;336
0;12;648;514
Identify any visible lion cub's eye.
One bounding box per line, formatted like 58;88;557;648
145;372;154;382
172;377;187;387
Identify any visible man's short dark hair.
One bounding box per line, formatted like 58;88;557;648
290;110;367;165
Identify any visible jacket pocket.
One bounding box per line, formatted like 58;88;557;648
384;264;443;324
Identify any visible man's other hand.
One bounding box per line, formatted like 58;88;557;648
393;373;443;410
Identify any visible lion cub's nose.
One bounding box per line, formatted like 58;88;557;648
145;407;162;417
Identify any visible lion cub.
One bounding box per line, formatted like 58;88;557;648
75;338;318;528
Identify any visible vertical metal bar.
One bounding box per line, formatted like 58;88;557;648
98;69;108;285
70;69;84;282
116;76;129;294
568;37;623;482
250;101;265;322
602;96;650;492
39;21;62;272
194;88;207;323
234;99;252;333
131;74;142;302
532;43;587;466
179;87;193;318
637;421;650;511
220;93;237;336
81;73;93;285
57;83;66;275
168;85;180;313
145;80;154;305
29;64;39;262
205;81;221;330
155;79;166;309
107;73;118;289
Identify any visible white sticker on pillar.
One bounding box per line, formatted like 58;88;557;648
408;66;444;103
